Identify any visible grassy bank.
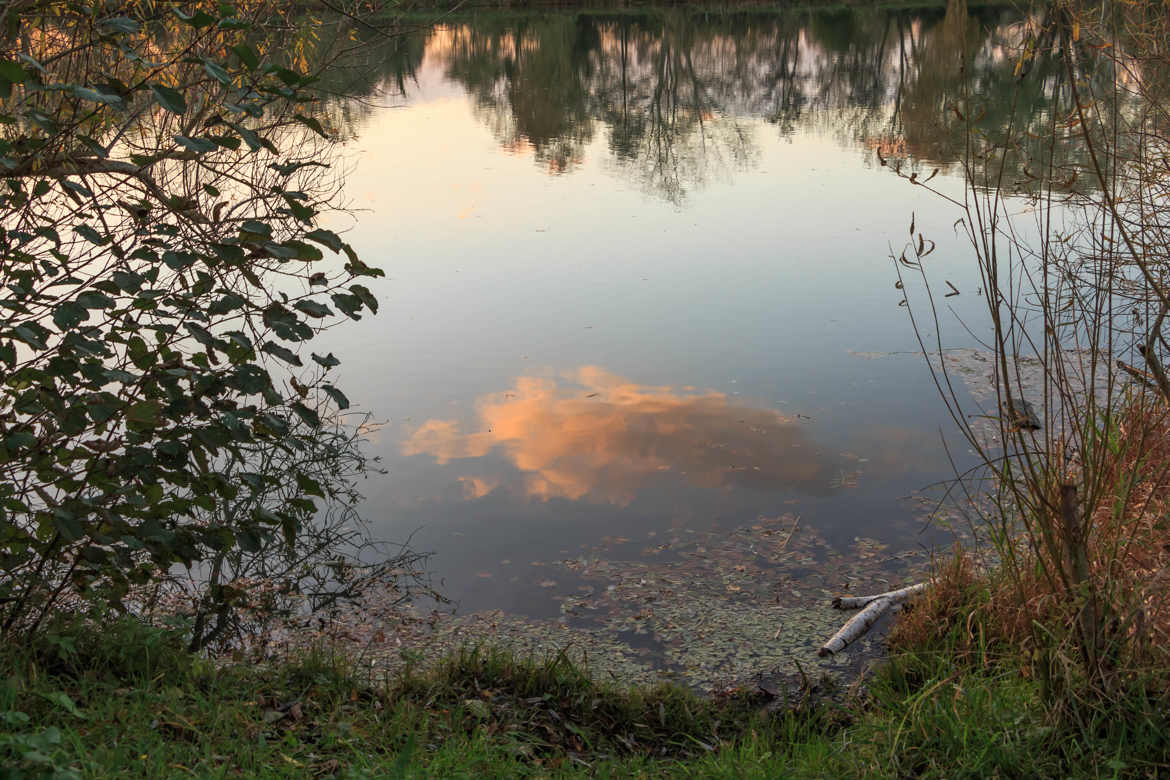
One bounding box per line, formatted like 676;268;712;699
4;603;1168;777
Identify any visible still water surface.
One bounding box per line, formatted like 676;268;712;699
313;4;1042;620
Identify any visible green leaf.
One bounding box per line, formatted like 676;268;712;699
280;513;298;550
0;711;30;727
237;528;262;552
260;341;301;366
294;113;330;138
311;352;340;368
349;284;378;314
53;301;89;331
239;220;272;239
203;60;232;85
345;257;385;278
4;432;37;450
290;402;320;428
294;471;325;498
254;413;288;436
77;291;115;309
163;250;196;270
101;16;140;34
69;85;123;106
208;293;246;316
218;16;250;31
268;65;307;86
209;133;241;151
0;60;30;84
211;243;245;263
13;324;49;350
74;224;108;245
304;229;344;253
126;400;162;426
40;691;86;719
283;240;322;261
173;8;216;27
86;397;118;423
60;179;93;198
174;135;218;154
293;299;332;318
231;44;259;69
112;270;144;292
231;123;265;152
51;509;84;543
331;293;362;320
151;84;187;115
322;384;349;410
185;322;216;347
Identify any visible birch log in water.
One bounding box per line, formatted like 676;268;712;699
818;597;895;656
818;582;929;656
831;582;928;610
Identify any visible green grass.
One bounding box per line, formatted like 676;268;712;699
1;616;1167;777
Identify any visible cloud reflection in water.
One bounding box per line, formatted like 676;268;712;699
402;367;846;505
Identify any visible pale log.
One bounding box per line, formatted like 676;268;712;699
818;596;894;656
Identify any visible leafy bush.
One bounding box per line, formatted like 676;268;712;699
0;2;386;642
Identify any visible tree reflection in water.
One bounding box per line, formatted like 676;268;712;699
353;2;1135;202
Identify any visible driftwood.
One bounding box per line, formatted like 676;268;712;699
819;598;894;656
818;582;928;657
831;582;928;610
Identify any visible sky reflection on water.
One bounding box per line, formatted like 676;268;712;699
312;4;1057;613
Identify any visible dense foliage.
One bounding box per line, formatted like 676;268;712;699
0;1;385;642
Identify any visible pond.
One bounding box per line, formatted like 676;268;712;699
309;2;1057;686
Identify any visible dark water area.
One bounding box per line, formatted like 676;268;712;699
310;1;1076;629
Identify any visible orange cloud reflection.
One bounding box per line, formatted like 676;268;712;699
402;367;844;504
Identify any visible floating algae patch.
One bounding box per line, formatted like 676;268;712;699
346;513;933;690
542;515;922;688
411;611;665;684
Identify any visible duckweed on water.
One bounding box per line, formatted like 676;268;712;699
345;513;936;690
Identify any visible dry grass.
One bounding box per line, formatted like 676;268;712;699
892;395;1170;697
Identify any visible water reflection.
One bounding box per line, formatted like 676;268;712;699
403;367;847;505
317;2;1149;615
331;1;1139;202
402;2;1094;202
